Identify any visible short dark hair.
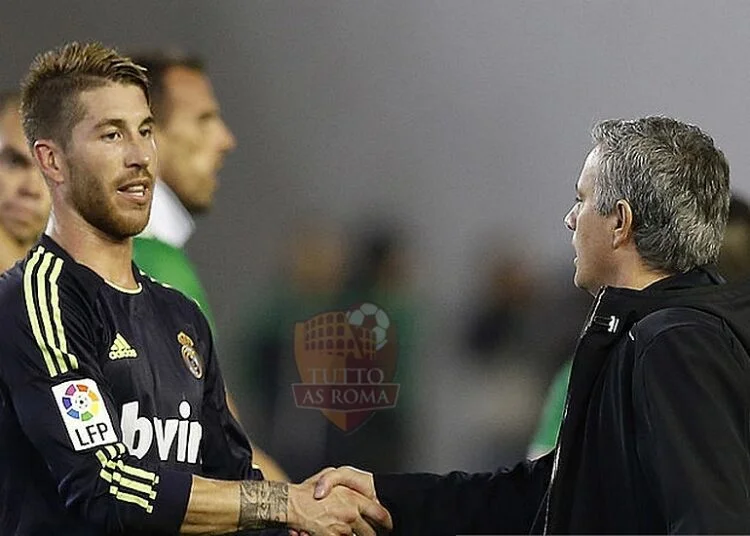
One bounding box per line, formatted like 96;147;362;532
20;42;149;148
129;51;203;123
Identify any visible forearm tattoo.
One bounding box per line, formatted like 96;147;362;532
238;480;289;530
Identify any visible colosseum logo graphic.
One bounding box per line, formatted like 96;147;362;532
292;303;400;432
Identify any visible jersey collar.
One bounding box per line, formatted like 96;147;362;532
138;179;195;249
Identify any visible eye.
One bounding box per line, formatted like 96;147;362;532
102;131;122;141
139;125;153;138
0;152;32;171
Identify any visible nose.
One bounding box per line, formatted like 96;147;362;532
125;136;154;171
564;206;576;231
217;119;236;153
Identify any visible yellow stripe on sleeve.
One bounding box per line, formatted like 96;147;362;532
95;444;157;513
36;252;68;375
48;257;78;370
111;490;154;514
23;247;57;377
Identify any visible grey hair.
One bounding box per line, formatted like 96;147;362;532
591;116;730;273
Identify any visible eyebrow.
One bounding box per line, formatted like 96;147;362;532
574;183;584;199
93;116;155;130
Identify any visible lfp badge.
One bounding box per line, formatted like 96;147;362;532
292;303;400;432
61;382;101;421
52;378;117;451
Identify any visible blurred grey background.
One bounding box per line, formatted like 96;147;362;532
3;0;749;475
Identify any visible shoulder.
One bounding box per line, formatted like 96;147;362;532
629;306;744;375
630;307;724;349
0;244;102;320
133;237;191;272
0;245;105;378
133;237;198;288
133;239;206;298
133;236;183;258
139;271;210;331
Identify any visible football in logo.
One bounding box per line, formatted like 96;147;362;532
61;383;100;421
346;302;390;350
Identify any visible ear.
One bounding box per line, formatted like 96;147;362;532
33;140;67;186
612;199;634;249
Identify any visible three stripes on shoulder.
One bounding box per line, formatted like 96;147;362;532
24;246;78;377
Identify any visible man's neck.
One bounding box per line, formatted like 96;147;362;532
0;228;33;273
47;211;139;290
611;258;674;291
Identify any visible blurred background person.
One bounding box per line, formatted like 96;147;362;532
235;217;420;481
131;52;234;325
463;249;537;364
332;220;420;472
718;195;750;282
235;218;350;481
0;90;50;272
130;52;287;481
458;243;550;466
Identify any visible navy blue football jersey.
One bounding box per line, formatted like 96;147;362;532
0;235;259;534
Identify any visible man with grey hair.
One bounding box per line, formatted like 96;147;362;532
306;116;750;534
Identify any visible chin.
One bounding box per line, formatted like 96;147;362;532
186;198;213;215
8;225;44;246
94;215;150;241
573;271;591;293
123;217;150;237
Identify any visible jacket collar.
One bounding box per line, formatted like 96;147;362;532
641;264;724;292
583;265;725;338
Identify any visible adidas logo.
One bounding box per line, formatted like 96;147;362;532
109;333;138;360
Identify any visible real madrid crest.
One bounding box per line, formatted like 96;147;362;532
178;331;204;379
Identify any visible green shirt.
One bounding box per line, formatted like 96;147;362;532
133;236;215;331
528;359;572;458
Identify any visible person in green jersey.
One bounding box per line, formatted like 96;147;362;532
131;52;288;481
130;53;234;326
527;360;571;458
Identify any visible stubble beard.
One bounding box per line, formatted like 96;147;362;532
67;161;150;241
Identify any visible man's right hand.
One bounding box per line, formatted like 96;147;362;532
312;467;377;503
287;470;391;536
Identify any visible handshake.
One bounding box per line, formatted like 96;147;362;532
286;466;392;536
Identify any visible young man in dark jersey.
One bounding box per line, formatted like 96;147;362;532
0;42;391;536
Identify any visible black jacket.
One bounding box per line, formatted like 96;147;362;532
375;266;750;534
